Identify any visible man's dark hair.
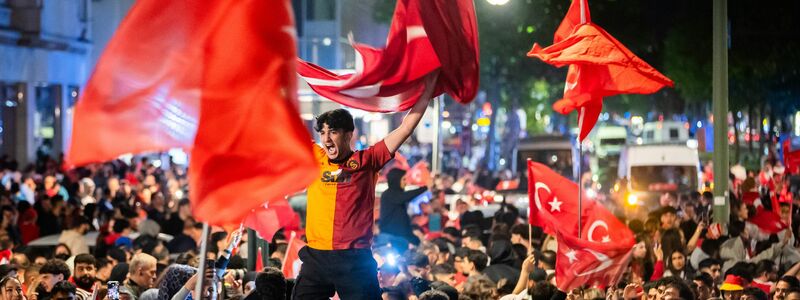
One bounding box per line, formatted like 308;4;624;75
443;227;462;239
178;198;191;207
406;252;429;268
726;262;756;282
755;260;775;277
540;250;557;269
431;263;456;276
74;254;96;267
743;287;769;300
466;250;488;272
694;273;714;288
51;280;77;296
454;247;470;259
530;281;557;300
510;223;530;240
95;257;110;270
40;259;71;279
419;289;449;300
382;286;406;300
107;248;127;264
665;278;695;300
780;276;800;289
112;218;130;234
429;281;458;300
315;109;354;132
255;267;286;300
698;258;721;270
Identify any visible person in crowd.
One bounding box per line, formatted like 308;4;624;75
71;254;96;300
163;199;192;237
774;276;800;300
166;220;202;254
38;259;71;299
380;168;428;247
537;250;556;276
460;250;489;280
50;281;77;300
124;253;157;298
693;273;716;300
430;263;456;287
0;275;24;300
698;258;723;284
58;217;92;256
256;267;287;300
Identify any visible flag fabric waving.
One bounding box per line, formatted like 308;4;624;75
282;231;306;279
528;160;635;290
297;0;479;112
555;230;634;291
527;161;589;237
243;198;302;241
527;0;674;141
68;0;318;225
407;161;433;187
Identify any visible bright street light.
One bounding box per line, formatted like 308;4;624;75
487;0;510;5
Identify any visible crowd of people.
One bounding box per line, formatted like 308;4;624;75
0;138;795;300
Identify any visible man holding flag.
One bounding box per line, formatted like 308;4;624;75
294;94;433;298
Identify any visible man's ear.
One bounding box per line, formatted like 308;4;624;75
345;131;354;143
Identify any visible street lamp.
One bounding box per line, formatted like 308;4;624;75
487;0;510;5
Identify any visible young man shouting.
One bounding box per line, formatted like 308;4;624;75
293;97;431;299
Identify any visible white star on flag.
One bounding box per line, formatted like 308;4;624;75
602;236;611;243
565;249;578;263
549;197;563;212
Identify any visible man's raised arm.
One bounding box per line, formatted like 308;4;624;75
384;95;431;154
384;72;439;154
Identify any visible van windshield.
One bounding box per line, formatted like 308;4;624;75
630;165;697;192
601;138;626;146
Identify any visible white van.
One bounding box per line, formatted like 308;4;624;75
618;144;701;210
593;126;628;158
642;121;689;144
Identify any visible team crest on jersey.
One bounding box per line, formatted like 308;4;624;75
347;159;360;169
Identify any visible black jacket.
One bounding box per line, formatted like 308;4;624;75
378;169;427;245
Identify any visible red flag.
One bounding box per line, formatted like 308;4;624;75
394;152;411;171
528;161;635;290
243;198;300;241
68;0;318;226
528;0;673;141
785;138;800;174
554;230;633;291
527;161;588;237
748;209;788;235
282;232;306;279
407;161;432;187
297;0;479;112
554;0;591;44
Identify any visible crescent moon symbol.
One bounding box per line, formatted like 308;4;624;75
587;220;610;243
533;182;551;212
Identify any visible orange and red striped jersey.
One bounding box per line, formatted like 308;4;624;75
306;141;394;250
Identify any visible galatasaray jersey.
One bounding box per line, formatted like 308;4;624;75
306;141;394;250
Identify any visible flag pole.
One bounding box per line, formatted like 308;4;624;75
577;109;585;238
194;223;211;299
574;0;588;239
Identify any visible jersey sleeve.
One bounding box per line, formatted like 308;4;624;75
364;140;395;171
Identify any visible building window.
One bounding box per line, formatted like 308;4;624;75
0;83;21;157
34;85;58;159
306;0;335;21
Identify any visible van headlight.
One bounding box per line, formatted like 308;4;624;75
626;194;638;206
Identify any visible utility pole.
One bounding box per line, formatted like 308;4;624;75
712;0;730;226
